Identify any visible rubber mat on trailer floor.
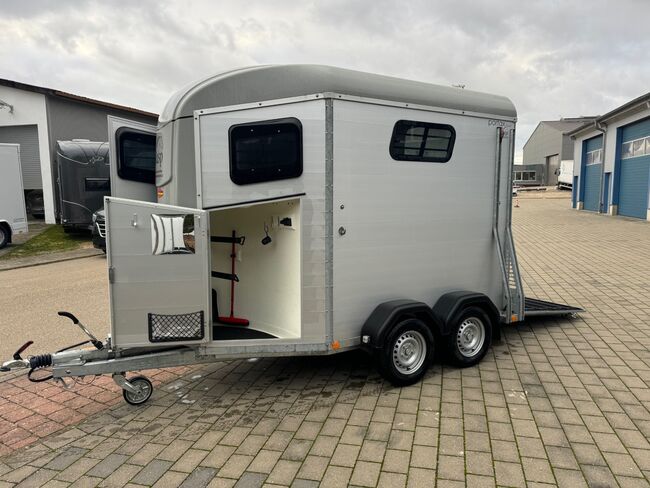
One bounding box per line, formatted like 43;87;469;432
212;325;277;340
524;297;583;317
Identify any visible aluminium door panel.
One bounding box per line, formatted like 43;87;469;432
105;197;210;348
108;116;157;202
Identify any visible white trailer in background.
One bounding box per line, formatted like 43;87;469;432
0;66;581;404
0;143;28;248
557;159;574;190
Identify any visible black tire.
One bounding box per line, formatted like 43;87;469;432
378;318;434;386
0;226;8;249
446;306;492;367
123;376;153;405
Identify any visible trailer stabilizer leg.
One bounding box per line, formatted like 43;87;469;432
113;373;153;405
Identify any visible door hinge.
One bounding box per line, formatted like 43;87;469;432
108;266;115;283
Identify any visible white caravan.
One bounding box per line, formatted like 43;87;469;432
1;66;580;404
0;143;28;249
557;159;574;190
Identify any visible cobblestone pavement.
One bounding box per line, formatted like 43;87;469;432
1;197;649;487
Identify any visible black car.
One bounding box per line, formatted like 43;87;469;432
91;208;106;252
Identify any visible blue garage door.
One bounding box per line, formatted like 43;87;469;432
619;119;650;219
583;136;603;212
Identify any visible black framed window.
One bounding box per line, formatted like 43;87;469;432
117;129;156;184
389;120;456;163
229;118;303;185
85;177;110;191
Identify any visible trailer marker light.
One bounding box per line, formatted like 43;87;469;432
511;314;518;323
157;188;164;199
331;341;341;350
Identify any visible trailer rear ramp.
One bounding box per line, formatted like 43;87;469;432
524;297;583;318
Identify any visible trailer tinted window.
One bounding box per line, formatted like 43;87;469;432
229;118;303;185
85;178;110;191
117;129;156;184
390;120;455;163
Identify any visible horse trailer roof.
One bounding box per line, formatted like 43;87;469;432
160;65;516;123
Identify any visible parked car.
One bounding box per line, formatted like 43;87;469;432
91;208;106;252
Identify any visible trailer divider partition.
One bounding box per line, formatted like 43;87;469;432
0;66;582;404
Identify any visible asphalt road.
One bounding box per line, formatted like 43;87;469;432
0;255;110;360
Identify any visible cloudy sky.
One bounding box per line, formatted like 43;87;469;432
1;0;649;161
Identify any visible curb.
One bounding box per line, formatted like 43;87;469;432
0;248;104;272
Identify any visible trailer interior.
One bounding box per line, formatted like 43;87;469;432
209;197;302;341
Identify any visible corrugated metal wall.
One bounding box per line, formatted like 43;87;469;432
618;118;650;219
0;124;42;189
582;135;603;212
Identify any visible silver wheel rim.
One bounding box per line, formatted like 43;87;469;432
392;330;427;375
126;380;151;404
456;317;485;358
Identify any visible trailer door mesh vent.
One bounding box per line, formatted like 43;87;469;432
148;311;204;342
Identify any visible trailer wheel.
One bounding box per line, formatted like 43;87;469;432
378;319;433;386
123;376;153;405
447;306;492;367
0;226;8;249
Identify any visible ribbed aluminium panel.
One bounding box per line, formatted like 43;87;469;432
619;155;649;219
0;125;41;189
583;163;601;212
619;119;650;219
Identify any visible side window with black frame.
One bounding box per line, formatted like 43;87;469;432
117;129;156;183
229;118;303;185
390;120;456;163
85;178;110;191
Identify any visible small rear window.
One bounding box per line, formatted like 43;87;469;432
117;129;156;184
389;120;456;163
85;178;110;192
229;118;303;185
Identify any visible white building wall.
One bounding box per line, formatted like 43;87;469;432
0;86;55;223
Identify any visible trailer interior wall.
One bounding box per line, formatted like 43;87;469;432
331;99;513;342
197;99;328;345
209;198;302;339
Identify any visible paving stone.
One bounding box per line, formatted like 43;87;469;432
494;461;526;488
349;460;381;487
85;454;129;479
131;460;173;486
265;459;300;485
178;467;218;488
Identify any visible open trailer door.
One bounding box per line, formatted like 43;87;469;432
108;116;157;202
105;197;211;349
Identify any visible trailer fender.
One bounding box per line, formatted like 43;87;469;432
360;299;442;355
432;291;500;339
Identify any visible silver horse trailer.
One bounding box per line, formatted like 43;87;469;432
56;140;110;231
1;66;581;404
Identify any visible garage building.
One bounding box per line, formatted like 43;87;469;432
570;93;650;220
522;117;596;186
0;79;157;223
